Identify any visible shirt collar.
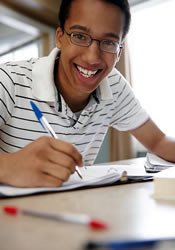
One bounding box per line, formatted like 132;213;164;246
32;48;113;102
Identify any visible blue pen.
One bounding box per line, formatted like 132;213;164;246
84;238;175;249
30;101;83;179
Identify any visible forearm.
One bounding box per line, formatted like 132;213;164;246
0;153;9;184
130;119;175;162
151;135;175;162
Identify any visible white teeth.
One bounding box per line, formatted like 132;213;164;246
77;65;97;77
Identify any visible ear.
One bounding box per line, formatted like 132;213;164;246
116;46;123;63
56;27;64;49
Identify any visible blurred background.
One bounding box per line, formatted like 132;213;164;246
1;0;175;163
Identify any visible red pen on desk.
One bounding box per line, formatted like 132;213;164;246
3;206;108;230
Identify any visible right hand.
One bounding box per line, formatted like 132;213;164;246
0;136;83;188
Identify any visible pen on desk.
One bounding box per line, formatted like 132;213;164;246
3;206;108;230
84;239;158;249
84;238;175;249
30;100;83;179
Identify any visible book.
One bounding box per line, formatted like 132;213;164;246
145;152;175;173
0;164;153;198
153;167;175;200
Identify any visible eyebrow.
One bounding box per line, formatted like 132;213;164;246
105;33;120;40
69;25;89;32
69;25;120;40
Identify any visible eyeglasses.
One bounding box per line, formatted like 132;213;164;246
64;30;123;54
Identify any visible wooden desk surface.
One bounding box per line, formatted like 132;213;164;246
1;158;175;250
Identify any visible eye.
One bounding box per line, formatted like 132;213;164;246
102;40;117;47
73;33;87;41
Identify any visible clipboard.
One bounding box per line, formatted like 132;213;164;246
0;164;153;198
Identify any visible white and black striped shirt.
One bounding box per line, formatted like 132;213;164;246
0;48;149;165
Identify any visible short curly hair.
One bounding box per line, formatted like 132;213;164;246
58;0;131;40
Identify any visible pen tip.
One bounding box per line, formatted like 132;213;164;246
75;167;83;179
88;220;108;230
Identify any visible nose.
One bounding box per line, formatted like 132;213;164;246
81;40;101;65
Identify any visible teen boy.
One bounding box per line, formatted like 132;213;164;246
0;0;175;187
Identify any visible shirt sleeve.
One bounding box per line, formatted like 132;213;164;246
0;63;15;127
110;70;149;131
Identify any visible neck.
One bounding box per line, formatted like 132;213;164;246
54;59;89;112
64;93;89;113
58;84;90;112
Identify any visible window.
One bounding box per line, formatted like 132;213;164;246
0;5;55;64
128;0;175;152
0;41;39;64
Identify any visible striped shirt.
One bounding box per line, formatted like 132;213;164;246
0;48;149;165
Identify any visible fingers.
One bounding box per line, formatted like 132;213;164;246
46;148;76;173
32;173;63;188
43;162;71;182
48;137;83;167
29;137;83;186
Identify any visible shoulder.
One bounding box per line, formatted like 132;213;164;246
108;68;128;85
0;58;38;86
0;58;37;75
107;68;132;96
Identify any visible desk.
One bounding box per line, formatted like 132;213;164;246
1;158;175;250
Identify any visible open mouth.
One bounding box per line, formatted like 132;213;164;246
75;64;102;78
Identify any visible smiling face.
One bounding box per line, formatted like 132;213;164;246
56;0;125;111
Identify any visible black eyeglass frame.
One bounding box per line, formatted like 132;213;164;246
64;30;123;54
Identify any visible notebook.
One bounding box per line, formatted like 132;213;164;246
153;167;175;200
0;164;153;197
145;152;175;173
